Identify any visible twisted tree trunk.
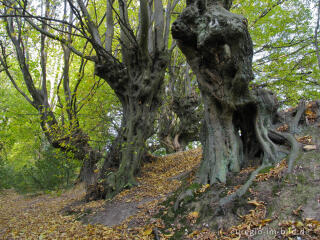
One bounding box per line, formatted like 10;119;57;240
172;0;298;185
87;50;169;199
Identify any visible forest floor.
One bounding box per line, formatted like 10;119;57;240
1;128;320;239
0;149;201;239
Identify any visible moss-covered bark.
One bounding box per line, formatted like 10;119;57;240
86;50;169;199
172;0;298;185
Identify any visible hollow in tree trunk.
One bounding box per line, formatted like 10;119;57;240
172;0;297;185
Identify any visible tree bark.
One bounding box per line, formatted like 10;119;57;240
172;0;297;185
159;92;202;153
315;0;320;69
90;48;169;198
199;97;243;183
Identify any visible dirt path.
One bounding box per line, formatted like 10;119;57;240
82;148;201;227
85;197;156;227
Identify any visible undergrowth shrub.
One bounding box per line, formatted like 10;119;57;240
13;147;80;193
0;155;14;190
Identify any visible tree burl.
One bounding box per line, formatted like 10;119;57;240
172;0;298;187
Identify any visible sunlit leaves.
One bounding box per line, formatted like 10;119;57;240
233;0;317;105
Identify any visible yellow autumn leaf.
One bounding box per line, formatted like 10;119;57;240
295;221;304;228
164;232;174;237
247;199;264;206
188;230;200;238
143;227;153;236
305;108;314;116
232;236;241;240
199;184;210;193
188;211;199;219
261;218;272;224
308;219;320;225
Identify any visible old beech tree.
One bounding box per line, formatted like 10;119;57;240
172;0;298;191
1;0;182;198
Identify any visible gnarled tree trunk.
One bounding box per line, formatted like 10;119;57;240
89;50;169;199
172;0;297;185
159;91;202;153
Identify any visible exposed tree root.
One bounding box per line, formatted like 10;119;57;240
219;128;300;208
217;127;299;211
269;130;300;173
289;100;306;133
218;164;269;207
153;227;161;240
85;170;139;201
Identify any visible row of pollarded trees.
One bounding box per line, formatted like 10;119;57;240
0;0;200;199
0;0;319;201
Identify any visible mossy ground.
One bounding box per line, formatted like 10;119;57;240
153;127;320;239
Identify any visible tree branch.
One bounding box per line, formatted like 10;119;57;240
76;0;103;47
105;0;114;52
0;42;34;107
154;0;164;52
251;0;288;27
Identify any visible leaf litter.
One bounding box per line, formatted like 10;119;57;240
1;147;320;239
0;148;201;239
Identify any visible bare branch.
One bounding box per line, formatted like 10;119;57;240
164;0;180;49
0;42;34;107
106;0;114;52
40;0;50;104
139;0;149;55
154;0;164;52
4;14;41;104
147;0;154;53
77;79;104;113
24;16;96;61
76;0;103;47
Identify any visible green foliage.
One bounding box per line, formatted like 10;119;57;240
258;166;273;174
152;148;167;156
12;146;80;193
188;182;201;191
233;0;318;105
0;155;14;190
